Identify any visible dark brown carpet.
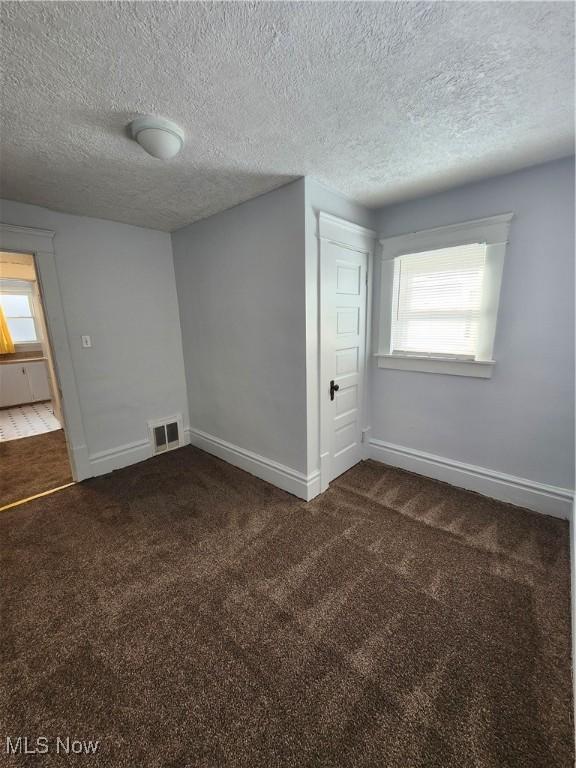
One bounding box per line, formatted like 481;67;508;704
0;429;73;508
0;447;572;767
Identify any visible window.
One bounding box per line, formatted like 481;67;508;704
376;214;513;378
391;243;486;359
0;280;39;344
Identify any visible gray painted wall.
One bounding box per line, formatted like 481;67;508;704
372;158;575;489
172;180;308;474
0;198;189;460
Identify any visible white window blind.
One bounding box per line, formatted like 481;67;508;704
391;243;487;359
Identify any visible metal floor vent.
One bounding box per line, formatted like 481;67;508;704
149;417;181;454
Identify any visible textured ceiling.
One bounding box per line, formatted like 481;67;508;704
0;1;574;231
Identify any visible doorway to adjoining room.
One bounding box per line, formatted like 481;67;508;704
0;250;73;508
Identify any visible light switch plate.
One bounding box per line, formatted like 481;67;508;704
81;335;92;348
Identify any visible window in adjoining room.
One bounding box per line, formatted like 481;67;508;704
0;280;39;344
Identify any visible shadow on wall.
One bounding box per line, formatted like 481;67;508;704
1;106;298;232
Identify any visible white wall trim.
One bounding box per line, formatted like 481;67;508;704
379;212;514;258
0;222;57;242
188;427;321;501
88;439;153;475
318;211;376;249
361;426;372;460
369;437;573;519
86;424;191;477
375;354;495;378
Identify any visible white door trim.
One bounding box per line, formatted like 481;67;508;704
318;212;376;492
0;222;88;481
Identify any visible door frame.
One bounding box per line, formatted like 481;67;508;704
0;222;88;481
318;212;376;492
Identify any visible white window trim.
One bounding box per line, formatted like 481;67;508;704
375;213;513;378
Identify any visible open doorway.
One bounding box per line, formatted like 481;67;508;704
0;250;73;507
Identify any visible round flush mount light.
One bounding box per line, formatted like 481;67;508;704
129;115;184;160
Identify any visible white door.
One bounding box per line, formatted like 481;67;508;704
320;230;370;484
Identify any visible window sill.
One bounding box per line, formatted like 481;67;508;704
374;354;495;378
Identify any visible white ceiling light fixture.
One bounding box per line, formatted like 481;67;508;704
129;115;184;160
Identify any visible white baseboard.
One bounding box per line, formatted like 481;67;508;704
188;427;320;501
87;427;191;478
88;438;153;476
369;438;574;520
